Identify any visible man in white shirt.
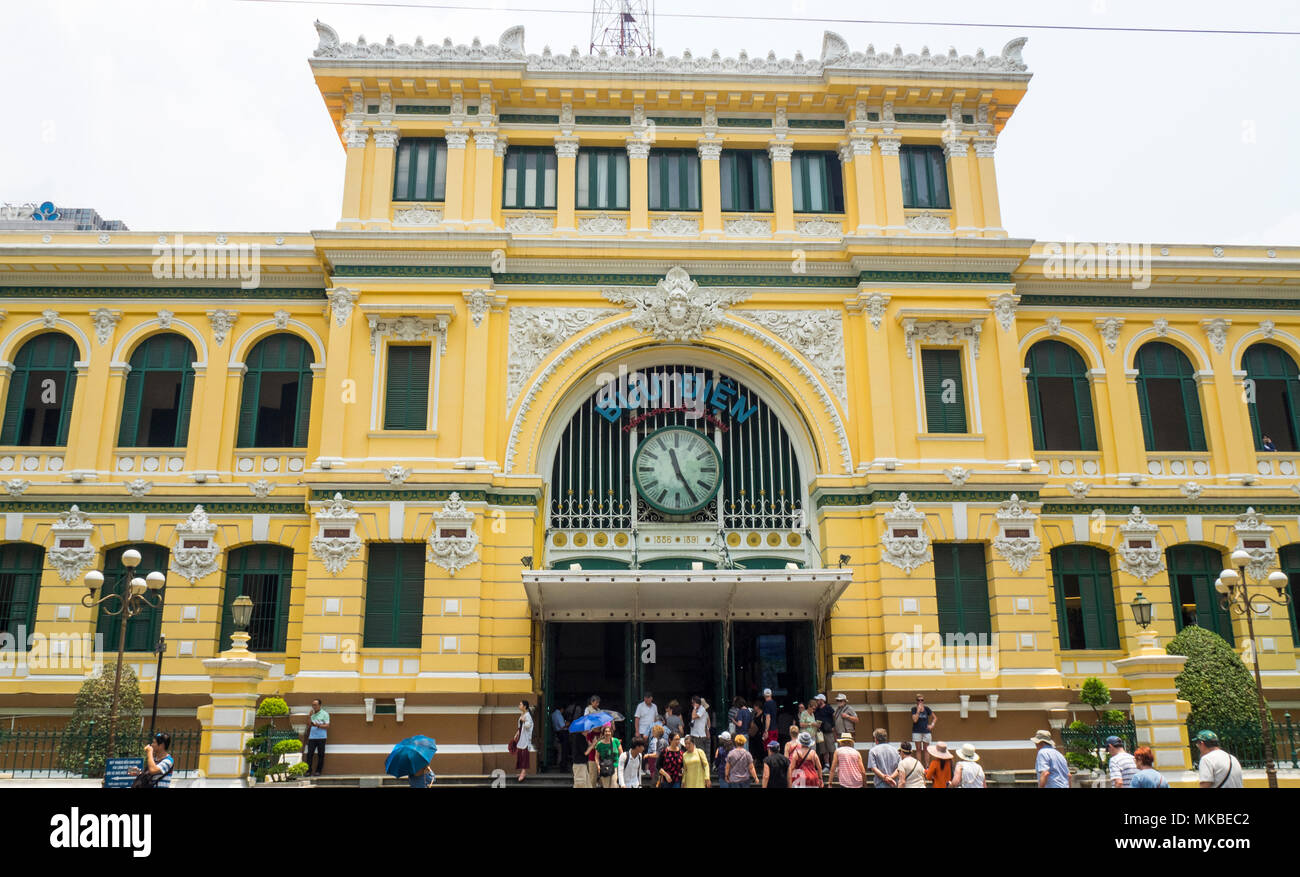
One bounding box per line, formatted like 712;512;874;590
634;692;660;739
690;695;711;760
1105;736;1137;787
1195;730;1243;788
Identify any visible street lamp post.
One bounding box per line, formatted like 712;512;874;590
81;549;166;760
1216;549;1293;790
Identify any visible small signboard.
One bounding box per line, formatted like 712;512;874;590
103;757;144;788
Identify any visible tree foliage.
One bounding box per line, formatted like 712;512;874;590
59;665;144;777
1166;625;1260;732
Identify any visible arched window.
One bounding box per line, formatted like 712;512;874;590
1166;545;1232;644
1279;544;1300;646
96;544;169;652
1242;343;1300;452
1135;341;1206;452
1025;340;1097;451
1050;545;1119;650
0;333;79;447
220;545;292;653
0;543;45;639
236;334;314;448
117;334;197;448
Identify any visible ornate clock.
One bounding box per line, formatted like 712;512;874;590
633;426;723;516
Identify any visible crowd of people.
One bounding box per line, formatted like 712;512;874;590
530;691;1245;789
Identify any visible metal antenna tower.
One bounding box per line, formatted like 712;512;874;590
590;0;654;56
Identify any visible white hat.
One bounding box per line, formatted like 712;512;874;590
835;693;847;701
956;743;980;762
718;731;732;740
815;693;826;702
763;688;772;697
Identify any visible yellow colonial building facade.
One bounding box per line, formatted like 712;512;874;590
1;22;1298;777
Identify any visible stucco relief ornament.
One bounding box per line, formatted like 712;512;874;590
1153;317;1169;337
1202;318;1230;355
273;310;291;330
49;505;96;583
1066;480;1090;499
1095;317;1124;353
1179;481;1203;501
991;293;1017;331
171;505;220;583
428;492;480;575
993;493;1041;574
881;492;931;574
1235;507;1277;581
905;213;950;234
41;310;59;328
504;212;553;234
943;466;971;486
206;309;238;346
901;318;982;359
505;306;619;410
1117;506;1164;583
865;293;889;331
603;267;750;343
327;288;358;327
1260;320;1275;339
4;479;30;498
1045;316;1062;335
393;206;443;225
91;308;122;346
249;479;274;498
157;310;174;330
738;310;847;406
125;479;153;498
385;464;412;485
310;492;362;575
464;289;491;327
368;314;449;356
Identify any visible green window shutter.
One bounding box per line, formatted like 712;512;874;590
55;369;77;446
395;545;425;647
174;365;195;447
96;545;168;652
1052;555;1073;650
117;364;145;447
384;345;431;430
293;369;314;448
1134;370;1156;451
1074;371;1098;451
956;545;992;636
922;349;967;433
1280;545;1300;645
365;543;424;648
0;543;44;638
219;545;291;653
1025;368;1045;450
1093;569;1120;649
364;545;397;646
235;368;261;447
0;363;29;445
933;544;962;636
1181;376;1207;452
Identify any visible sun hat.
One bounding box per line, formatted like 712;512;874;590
837;734;855;745
798;731;814;747
1193;730;1220;745
956;743;980;762
718;731;732;740
1029;730;1055;746
929;741;954;760
835;693;847;701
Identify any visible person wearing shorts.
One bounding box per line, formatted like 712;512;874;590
910;694;935;765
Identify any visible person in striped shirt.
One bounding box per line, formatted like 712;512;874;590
1105;736;1137;788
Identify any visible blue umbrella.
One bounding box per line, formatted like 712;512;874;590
569;711;616;733
385;735;438;778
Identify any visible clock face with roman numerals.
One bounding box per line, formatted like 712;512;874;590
633;427;723;516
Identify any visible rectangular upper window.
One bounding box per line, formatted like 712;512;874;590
383;345;432;431
933;543;992;637
576;148;629;210
720;150;773;213
364;543;426;649
393;138;448;202
503;146;557;209
900;145;951;210
921;348;968;434
791;151;844;213
648;149;701;211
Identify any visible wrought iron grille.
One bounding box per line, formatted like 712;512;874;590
549;365;803;530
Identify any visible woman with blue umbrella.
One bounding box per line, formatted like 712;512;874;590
569;710;616;788
386;735;437;788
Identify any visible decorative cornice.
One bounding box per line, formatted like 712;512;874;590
313;23;1030;79
900;317;983;359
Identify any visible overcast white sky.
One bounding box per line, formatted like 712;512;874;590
2;0;1297;245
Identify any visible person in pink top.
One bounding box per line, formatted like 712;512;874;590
829;734;865;788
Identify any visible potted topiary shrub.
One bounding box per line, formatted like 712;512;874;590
245;695;295;782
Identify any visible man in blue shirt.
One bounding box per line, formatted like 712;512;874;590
306;698;329;777
1031;729;1071;788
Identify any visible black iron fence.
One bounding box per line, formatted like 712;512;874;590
1190;714;1300;770
0;723;201;779
1060;720;1137;754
